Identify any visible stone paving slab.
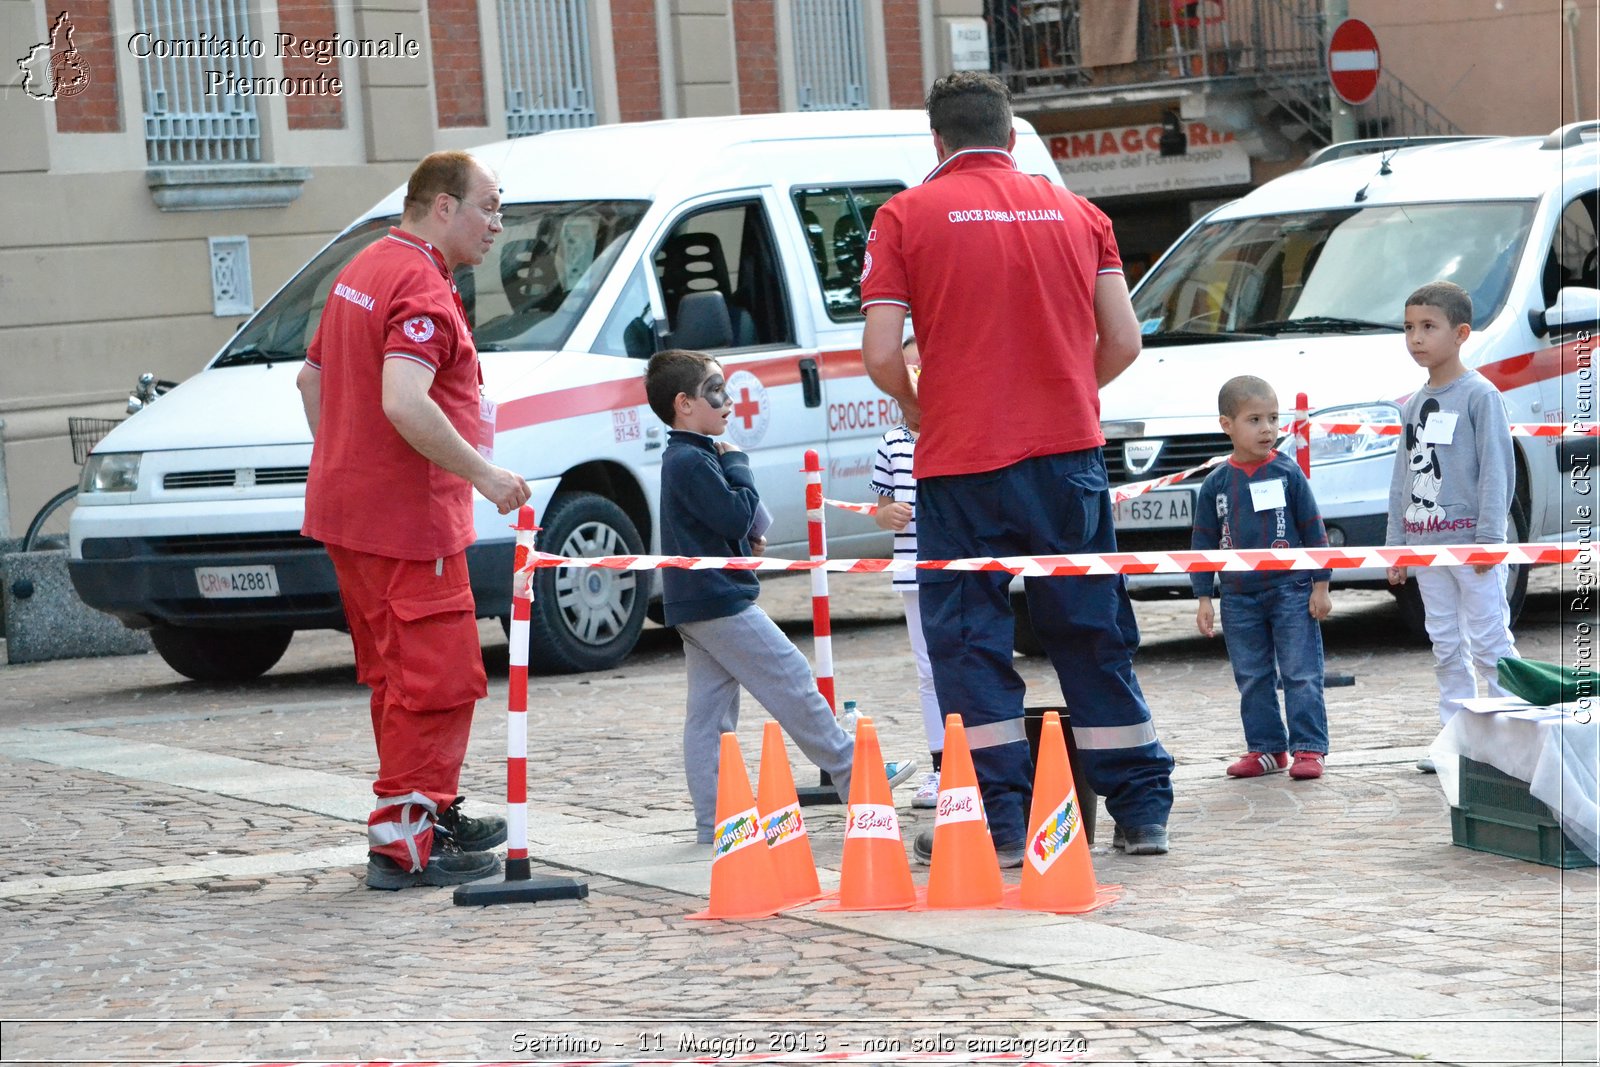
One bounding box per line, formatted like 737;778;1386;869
0;567;1595;1064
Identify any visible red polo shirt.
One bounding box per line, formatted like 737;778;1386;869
860;149;1123;478
303;228;480;560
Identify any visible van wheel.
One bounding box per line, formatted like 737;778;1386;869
1012;590;1045;657
150;624;293;682
525;491;648;673
1391;495;1530;640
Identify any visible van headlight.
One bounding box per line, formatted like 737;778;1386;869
1307;403;1401;466
80;452;141;493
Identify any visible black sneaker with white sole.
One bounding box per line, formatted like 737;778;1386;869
366;837;501;891
436;796;507;852
1110;823;1169;856
912;829;1026;869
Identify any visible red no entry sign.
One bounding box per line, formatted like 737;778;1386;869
1327;18;1381;106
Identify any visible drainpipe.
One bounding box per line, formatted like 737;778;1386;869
1325;0;1356;144
1565;0;1584;122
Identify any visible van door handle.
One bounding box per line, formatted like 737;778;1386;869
799;357;821;407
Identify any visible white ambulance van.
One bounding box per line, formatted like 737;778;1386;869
69;111;1066;682
1098;122;1598;632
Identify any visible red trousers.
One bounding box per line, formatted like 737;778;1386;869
327;544;487;870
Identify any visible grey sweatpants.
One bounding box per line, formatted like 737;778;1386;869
676;604;854;841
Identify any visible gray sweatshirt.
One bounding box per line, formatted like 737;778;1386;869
1385;370;1514;546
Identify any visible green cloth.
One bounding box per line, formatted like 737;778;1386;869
1497;657;1591;706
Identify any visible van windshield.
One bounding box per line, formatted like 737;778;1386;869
212;200;649;367
1131;201;1535;342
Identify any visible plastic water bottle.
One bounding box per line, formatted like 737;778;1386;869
837;699;860;738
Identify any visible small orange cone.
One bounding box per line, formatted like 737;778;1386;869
1004;710;1120;913
923;715;1004;909
820;717;916;911
756;721;824;907
687;733;788;920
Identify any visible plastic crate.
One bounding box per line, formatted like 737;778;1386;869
1450;756;1596;868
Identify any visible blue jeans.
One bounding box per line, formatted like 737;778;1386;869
917;449;1175;844
1221;576;1329;753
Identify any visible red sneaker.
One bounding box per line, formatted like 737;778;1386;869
1226;751;1289;778
1289;751;1326;780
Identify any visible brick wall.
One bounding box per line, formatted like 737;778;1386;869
611;0;662;122
46;1;120;133
428;0;487;127
882;0;923;110
732;0;778;114
279;0;345;128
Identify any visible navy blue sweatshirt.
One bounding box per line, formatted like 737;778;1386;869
659;430;761;626
1190;451;1331;597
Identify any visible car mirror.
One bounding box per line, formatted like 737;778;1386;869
1531;285;1600;336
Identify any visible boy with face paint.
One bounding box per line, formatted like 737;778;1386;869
644;350;917;842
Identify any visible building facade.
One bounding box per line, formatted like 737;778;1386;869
0;0;1594;536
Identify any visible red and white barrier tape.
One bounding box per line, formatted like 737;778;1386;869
825;453;1227;519
1306;419;1597;437
522;542;1576;579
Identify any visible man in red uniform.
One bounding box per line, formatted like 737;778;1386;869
860;73;1175;863
298;150;531;890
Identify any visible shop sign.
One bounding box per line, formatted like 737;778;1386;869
1045;122;1251;199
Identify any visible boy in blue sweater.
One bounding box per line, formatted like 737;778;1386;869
1192;375;1333;781
644;350;915;843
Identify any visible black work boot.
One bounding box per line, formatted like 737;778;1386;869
436;796;508;852
366;835;500;891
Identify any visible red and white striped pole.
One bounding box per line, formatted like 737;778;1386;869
803;449;835;712
453;505;587;905
503;506;538;880
1295;391;1311;479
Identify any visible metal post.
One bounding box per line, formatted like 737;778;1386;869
1325;0;1357;143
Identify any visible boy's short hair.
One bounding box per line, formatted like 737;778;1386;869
644;348;717;426
1405;280;1473;327
925;72;1012;150
1218;374;1277;418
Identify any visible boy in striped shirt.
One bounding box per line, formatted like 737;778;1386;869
869;338;946;807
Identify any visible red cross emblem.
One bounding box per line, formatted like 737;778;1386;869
732;388;762;430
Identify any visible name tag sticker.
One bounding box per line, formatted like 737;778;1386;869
1418;411;1458;445
477;395;497;460
1249;478;1287;512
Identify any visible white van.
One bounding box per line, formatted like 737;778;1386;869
69;111;1066;682
1096;122;1599;632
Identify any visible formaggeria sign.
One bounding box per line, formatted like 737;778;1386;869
1046;122;1250;199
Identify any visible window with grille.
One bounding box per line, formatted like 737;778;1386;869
793;0;870;111
133;0;261;163
498;0;597;136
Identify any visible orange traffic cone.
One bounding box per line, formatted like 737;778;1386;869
820;717;916;911
1004;710;1120;913
923;715;1004;909
756;721;824;907
687;733;788;920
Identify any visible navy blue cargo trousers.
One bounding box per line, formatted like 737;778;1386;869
916;447;1175;846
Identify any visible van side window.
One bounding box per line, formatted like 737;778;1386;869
654;201;793;349
593;261;657;358
1542;193;1599;306
792;184;904;321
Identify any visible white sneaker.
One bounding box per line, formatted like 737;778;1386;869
911;771;940;809
883;759;919;789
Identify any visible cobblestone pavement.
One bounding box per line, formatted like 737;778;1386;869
1;567;1596;1066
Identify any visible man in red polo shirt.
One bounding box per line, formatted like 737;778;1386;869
298;150;531;890
861;72;1175;863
